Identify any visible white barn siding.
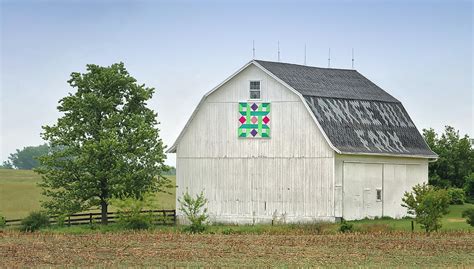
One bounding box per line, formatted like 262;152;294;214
176;64;335;224
334;154;428;220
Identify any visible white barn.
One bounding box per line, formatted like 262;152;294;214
168;60;437;223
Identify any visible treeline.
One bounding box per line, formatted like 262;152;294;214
423;126;473;202
1;144;50;170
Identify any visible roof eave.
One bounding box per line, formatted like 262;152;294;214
166;146;176;154
338;151;438;160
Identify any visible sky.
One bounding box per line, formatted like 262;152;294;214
1;0;472;166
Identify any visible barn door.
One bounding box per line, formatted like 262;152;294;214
343;163;383;220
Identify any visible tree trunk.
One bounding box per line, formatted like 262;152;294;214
100;200;108;225
99;178;109;225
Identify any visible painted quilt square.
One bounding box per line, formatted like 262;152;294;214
238;102;271;138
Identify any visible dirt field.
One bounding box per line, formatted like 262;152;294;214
1;231;473;267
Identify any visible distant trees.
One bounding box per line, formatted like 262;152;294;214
423;126;474;201
36;63;170;224
1;144;50;170
162;165;176;175
0;161;13;169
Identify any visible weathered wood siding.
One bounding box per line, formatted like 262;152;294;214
334;154;428;220
176;64;335;223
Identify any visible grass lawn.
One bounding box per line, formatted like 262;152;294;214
0;169;43;219
0;169;176;219
349;203;474;232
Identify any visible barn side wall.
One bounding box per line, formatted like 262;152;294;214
176;64;336;224
334;154;429;220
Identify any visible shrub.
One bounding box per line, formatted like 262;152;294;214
339;220;353;233
447;188;465;204
55;214;67;227
402;183;450;233
0;214;6;228
462;209;474;227
20;211;50;232
178;190;209;233
124;215;151;230
111;194;156;230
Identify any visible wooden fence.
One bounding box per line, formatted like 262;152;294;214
5;209;176;227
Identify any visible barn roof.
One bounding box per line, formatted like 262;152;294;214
255;60;399;102
255;60;437;158
168;60;436;158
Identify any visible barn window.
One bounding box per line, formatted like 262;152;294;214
376;189;382;201
249;81;261;99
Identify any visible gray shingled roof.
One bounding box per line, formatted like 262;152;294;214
255;60;437;158
256;60;399;102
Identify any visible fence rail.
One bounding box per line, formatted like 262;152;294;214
5;209;176;227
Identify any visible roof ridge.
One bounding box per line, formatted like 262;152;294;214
254;59;356;72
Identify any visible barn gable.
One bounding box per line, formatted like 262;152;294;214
170;61;336;222
167;61;337;155
255;60;437;158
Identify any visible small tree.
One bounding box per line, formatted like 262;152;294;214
402;183;450;233
178;190;209;233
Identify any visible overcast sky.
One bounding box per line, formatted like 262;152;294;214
1;0;472;166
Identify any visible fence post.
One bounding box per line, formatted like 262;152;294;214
90;213;93;225
68;216;71;227
411;220;414;232
173;210;177;226
163;210;166;225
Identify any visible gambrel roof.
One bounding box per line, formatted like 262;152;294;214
168;60;437;158
256;60;436;158
255;60;399;102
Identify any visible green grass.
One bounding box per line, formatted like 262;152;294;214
349;203;474;232
0;169;176;219
1;169;473;232
0;169;44;219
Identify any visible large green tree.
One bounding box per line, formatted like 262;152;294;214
423;126;473;188
8;144;50;170
36;63;169;224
